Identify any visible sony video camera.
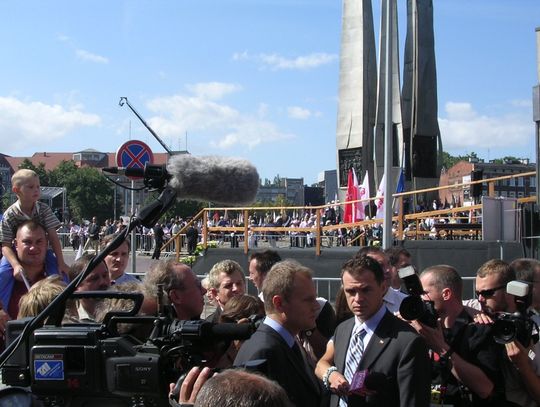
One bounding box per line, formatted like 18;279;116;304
1;292;254;407
398;266;438;328
492;280;539;347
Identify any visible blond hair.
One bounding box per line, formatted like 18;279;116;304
261;260;313;314
18;275;66;319
12;169;39;188
207;260;244;289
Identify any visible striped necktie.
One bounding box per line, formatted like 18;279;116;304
344;327;367;383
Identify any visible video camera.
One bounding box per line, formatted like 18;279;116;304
492;280;539;347
1;292;255;407
398;266;438;328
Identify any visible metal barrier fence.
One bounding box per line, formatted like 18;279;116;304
58;232;189;254
59;232;479;301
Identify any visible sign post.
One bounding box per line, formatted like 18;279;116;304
115;140;154;276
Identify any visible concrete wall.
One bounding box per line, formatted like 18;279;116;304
192;241;525;300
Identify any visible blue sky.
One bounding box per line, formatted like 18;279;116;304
1;0;539;184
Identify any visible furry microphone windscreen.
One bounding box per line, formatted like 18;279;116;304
167;155;259;205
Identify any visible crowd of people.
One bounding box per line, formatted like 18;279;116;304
2;169;540;406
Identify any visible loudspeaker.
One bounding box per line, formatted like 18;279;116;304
411;135;437;178
471;169;483;198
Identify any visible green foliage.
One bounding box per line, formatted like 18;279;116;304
140;192;205;223
18;159;49;186
441;151;479;170
9;158;113;222
64;167;113;222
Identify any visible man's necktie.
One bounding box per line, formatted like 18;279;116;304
344;328;367;383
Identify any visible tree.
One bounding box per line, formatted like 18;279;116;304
66;167;113;222
18;159;49;186
441;151;479;170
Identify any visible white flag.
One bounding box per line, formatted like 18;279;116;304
358;171;370;220
375;174;386;219
75;240;84;261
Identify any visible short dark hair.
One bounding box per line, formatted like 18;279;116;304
249;250;282;274
421;265;462;297
384;247;411;267
69;253;100;282
477;259;515;284
355;246;384;258
17;219;47;236
100;233;131;251
510;258;540;283
342;255;385;284
194;368;292;407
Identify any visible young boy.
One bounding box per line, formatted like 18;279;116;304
0;169;69;282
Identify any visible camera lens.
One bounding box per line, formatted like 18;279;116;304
399;296;425;321
493;319;516;344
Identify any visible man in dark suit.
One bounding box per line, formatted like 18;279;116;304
315;255;430;407
234;260;322;407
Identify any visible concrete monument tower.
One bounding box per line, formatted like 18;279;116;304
335;0;377;195
373;0;403;187
402;0;442;199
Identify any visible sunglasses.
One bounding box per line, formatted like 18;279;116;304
475;285;506;299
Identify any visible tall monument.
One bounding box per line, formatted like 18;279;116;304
335;0;377;195
401;0;442;198
336;0;442;207
373;0;403;187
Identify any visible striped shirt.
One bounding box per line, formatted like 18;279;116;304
0;200;61;244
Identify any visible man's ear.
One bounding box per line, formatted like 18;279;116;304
272;294;284;312
168;289;179;304
12;185;19;194
209;287;219;302
441;287;452;301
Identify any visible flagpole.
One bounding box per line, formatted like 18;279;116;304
382;0;394;249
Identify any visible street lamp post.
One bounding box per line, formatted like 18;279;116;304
113;183;117;221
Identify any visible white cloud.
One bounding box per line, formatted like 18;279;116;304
145;82;294;149
75;49;109;64
510;99;532;108
233;51;337;70
185;82;242;100
0;96;101;151
439;101;531;150
287;106;311;119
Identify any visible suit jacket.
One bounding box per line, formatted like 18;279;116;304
234;323;322;407
330;311;431;407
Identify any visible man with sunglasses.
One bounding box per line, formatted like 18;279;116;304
474;259;538;407
410;265;507;406
475;259;517;316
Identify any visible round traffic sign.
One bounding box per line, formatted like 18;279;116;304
116;140;154;179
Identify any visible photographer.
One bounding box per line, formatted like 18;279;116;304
474;259;540;406
410;265;506;406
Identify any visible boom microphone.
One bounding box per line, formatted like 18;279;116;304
103;154;259;205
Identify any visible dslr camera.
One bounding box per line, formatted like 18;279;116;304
493;280;539;347
398;266;438;328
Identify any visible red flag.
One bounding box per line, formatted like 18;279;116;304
343;169;358;223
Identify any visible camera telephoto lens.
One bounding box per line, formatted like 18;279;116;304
493;318;517;345
399;296;425;321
